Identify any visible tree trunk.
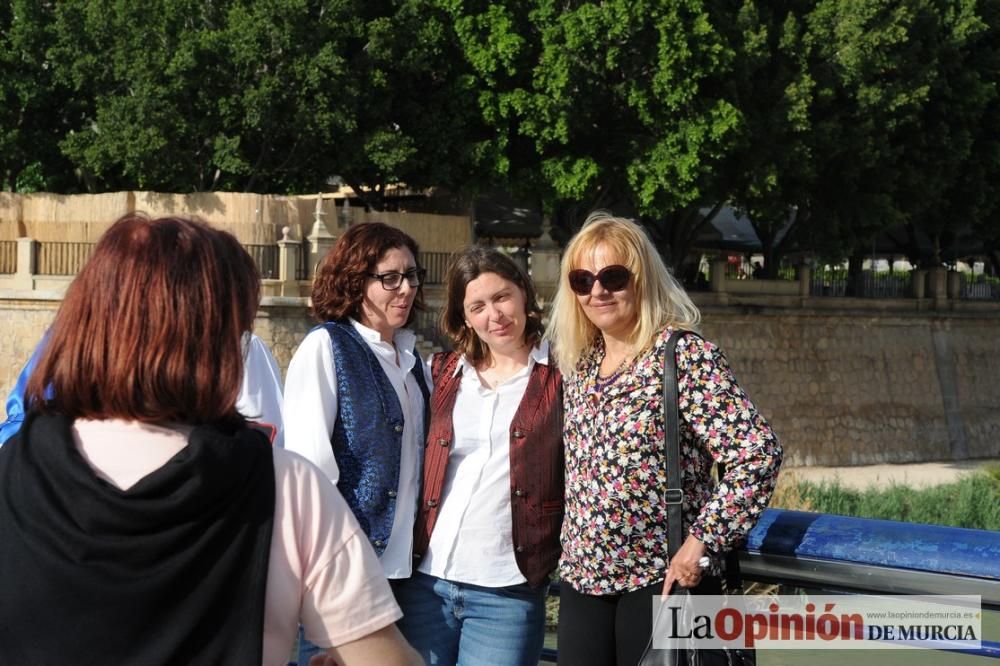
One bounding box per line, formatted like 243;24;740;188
343;176;386;212
846;247;865;297
662;202;723;273
987;250;1000;277
761;235;778;279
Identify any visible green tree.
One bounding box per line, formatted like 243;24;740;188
721;0;816;276
0;1;78;192
891;0;1000;266
441;0;744;265
48;0;484;205
792;0;947;284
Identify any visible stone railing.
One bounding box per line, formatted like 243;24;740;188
704;258;995;310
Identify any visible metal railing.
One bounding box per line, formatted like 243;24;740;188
723;263;796;281
860;270;911;298
422;251;454;285
810;269;911;298
540;509;1000;662
296;239;312;281
960;274;1000;300
810;268;848;297
0;241;15;274
244;244;279;280
34;241;95;275
411;305;451;353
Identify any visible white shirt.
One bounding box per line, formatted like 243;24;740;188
419;341;550;587
71;419;401;666
237;334;285;448
283;319;428;579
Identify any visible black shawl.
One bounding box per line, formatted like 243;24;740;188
0;412;275;665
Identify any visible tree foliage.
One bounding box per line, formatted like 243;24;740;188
0;1;78;192
439;0;744;262
0;0;997;267
42;0;484;207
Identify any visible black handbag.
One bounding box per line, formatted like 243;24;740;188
638;330;755;666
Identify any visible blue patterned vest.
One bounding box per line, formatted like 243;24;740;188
321;321;429;556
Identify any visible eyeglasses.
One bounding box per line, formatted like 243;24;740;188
568;265;631;295
367;268;427;290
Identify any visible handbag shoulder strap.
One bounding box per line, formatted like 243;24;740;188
661;329;687;563
662;328;743;591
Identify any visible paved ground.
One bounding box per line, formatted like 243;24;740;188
783;457;1000;490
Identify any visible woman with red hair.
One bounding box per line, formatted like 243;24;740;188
0;214;419;665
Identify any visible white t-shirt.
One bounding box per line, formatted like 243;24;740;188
283;319;429;578
237;334;285;448
71;419;402;666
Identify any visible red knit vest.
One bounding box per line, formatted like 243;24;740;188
412;351;564;587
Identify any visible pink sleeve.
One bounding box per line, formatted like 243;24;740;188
275;450;402;648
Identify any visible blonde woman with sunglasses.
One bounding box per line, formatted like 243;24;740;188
546;212;782;666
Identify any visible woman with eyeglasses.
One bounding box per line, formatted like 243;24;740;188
283;222;431;663
546;212;782;666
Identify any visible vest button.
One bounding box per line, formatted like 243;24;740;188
426;499;438;508
514;489;524;497
373;539;385;548
393;424;404;433
516;546;525;553
387;490;397;498
512;428;524;439
413;553;422;560
438;438;450;447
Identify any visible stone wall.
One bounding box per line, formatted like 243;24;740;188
0;297;59;402
693;306;999;466
2;294;998;467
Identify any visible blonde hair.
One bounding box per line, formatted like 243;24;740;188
546;211;701;375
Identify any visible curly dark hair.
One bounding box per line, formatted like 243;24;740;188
311;222;424;324
441;246;544;366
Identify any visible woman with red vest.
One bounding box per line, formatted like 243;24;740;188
395;247;564;666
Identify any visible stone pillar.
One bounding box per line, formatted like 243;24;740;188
947;270;962;300
277;226;301;297
307;194;337;277
710;256;728;293
338;197;353;228
13;237;37;291
530;216;562;302
927;266;949;309
797;263;812;298
912;269;927;299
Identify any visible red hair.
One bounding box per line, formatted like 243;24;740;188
26;214;260;425
311;222;424;324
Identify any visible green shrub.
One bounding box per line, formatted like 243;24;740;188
784;470;1000;530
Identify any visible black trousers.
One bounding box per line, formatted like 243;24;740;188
557;576;731;666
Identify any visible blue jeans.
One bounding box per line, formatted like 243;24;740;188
394;571;547;666
296;624;323;665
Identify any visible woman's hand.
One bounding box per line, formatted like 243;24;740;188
662;534;708;596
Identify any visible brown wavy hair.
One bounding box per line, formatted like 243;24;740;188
25;214;260;426
311;222;424;324
441;246;543;366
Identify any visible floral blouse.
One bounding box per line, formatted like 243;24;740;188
559;326;782;595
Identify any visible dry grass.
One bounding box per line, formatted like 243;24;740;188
767;469;814;511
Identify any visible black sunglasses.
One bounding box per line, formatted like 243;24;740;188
568;265;631;295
